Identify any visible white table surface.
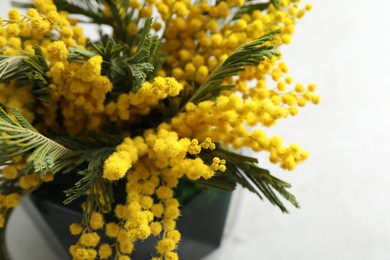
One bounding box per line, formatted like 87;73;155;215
3;0;390;259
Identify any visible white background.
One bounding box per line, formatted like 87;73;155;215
3;0;390;259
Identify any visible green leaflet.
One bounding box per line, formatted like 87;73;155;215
233;2;271;19
186;30;281;106
233;0;297;19
23;46;51;102
7;1;299;215
147;30;281;128
62;147;115;224
198;146;299;213
0;46;51;102
0;107;118;222
68;18;160;96
0;107;70;175
0;56;28;81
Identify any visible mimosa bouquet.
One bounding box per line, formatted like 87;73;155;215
0;0;319;259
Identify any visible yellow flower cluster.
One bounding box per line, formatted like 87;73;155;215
0;154;54;227
148;1;320;169
103;137;145;181
72;157;181;259
97;0;319;171
0;192;21;227
0;0;318;259
144;127;223;179
96;126;226;258
99;0;311;86
112;158;182;260
69;211;115;259
0;193;21;226
155;0;309;85
105;76;183;122
45;44;113;134
0;83;35;122
0;0;90;134
170;84;316;170
69;232;100;260
151;129;190;169
0;2;85;54
238;59;320;110
68;211;107;259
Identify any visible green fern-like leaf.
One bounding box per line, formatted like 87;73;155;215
23;46;51;102
85;19;159;95
0;56;30;82
200;146;299;213
63;147;115;224
0;47;51;102
53;0;107;23
0;107;70;175
233;1;271;19
55;133;120;222
188;29;281;105
0;107;119;221
149;30;281;127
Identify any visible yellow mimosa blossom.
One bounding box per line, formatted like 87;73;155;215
8;9;21;22
0;1;318;259
2;166;19;180
118;255;131;260
150;221;163;236
156;238;176;254
19;173;41;189
4;193;20;208
89;212;104;229
105;222;120;238
0;216;4;228
46;41;69;62
69;223;84;235
79;232;100;247
103;137;142;181
98;243;113;259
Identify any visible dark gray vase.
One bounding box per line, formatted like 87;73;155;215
23;180;232;260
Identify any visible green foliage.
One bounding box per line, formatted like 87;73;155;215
52;133;121;174
232;161;300;213
23;46;51;102
198;146;299;213
135;30;281;136
0;56;30;82
55;135;120;223
6;2;299;216
234;1;272;19
191;170;237;192
0;107;70;175
233;0;297;18
68;18;160;96
52;0;109;24
62;147;115;224
47;134;120;223
0;47;51;102
102;0;130;42
67;47;97;63
88;38;153;94
127;18;161;84
0;107;119;222
187;30;281;105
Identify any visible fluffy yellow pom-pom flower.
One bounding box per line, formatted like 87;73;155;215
103;151;132;181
